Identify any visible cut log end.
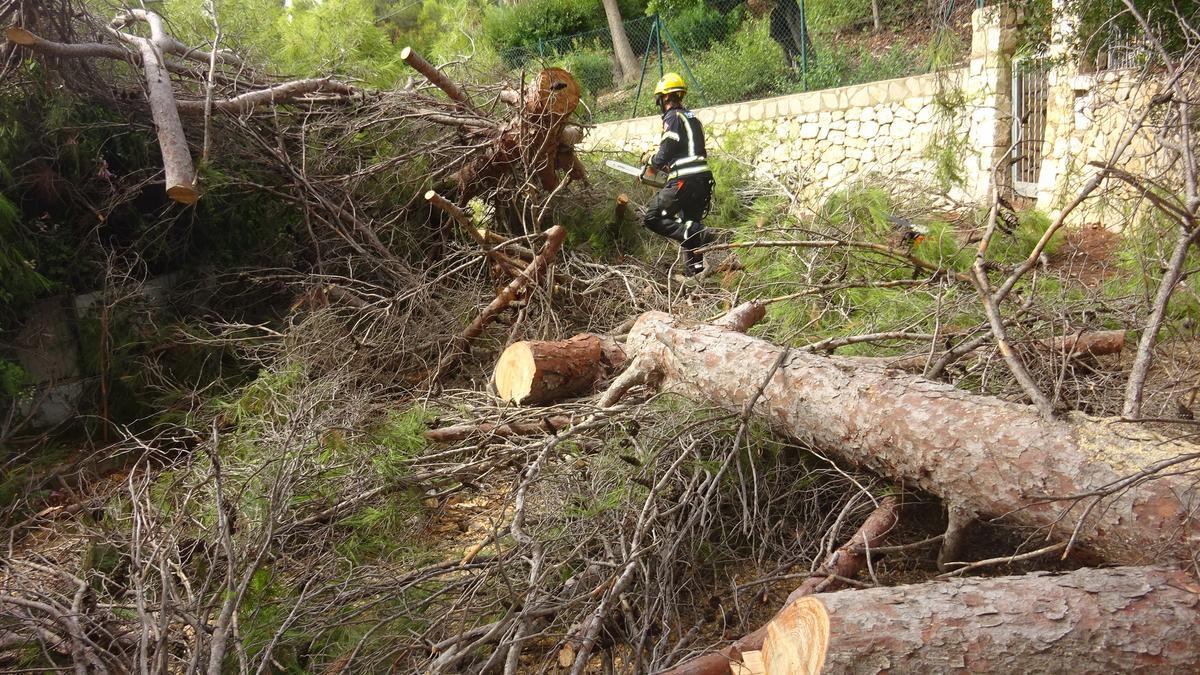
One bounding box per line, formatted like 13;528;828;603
399;46;413;61
762;597;829;675
5;26;35;45
166;184;201;205
495;342;537;404
424;189;437;201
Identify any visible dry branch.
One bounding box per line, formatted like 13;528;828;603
175;78;358;115
669;496;899;675
424;414;574;443
849;329;1127;373
400;46;478;112
606;310;1200;564
434;225;566;380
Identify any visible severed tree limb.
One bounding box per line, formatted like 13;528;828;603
806;566;1200;671
666;497;899;675
434;225;566;381
712;300;766;333
104;10;198;204
742;566;1200;673
424;415;574;443
426;190;525;276
175;78;358;115
7;22;201;202
400;46;478;113
787;496;899;598
607;310;1200;564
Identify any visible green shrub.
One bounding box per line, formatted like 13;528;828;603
691;19;792;104
557;47;615;95
804;43;919;92
805;0;873;33
663;1;743;53
484;0;647;58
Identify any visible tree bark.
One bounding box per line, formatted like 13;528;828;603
601;0;640;84
610;311;1200;565
494;333;626;405
762;566;1200;673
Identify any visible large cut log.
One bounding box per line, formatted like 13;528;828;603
494;333;627;405
610;311;1200;565
741;566;1200;674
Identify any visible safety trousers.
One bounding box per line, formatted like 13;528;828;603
642;174;715;252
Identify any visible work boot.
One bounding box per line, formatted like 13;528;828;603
684;250;705;277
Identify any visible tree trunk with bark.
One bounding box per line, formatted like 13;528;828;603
601;0;641;83
755;566;1200;673
608;311;1200;565
494;333;626;404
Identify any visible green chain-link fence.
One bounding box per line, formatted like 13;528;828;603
490;1;977;123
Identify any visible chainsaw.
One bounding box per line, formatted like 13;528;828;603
604;159;667;188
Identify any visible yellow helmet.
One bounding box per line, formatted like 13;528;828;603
653;72;687;97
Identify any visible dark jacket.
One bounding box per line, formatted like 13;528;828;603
650;106;710;179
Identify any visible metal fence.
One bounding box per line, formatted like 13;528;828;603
491;1;975;123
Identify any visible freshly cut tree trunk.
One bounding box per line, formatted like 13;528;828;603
611;311;1200;565
494;334;627;405
766;566;1200;673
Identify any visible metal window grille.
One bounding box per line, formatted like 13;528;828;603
1011;60;1049;197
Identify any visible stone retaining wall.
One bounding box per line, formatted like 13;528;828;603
587;5;1164;229
587;70;971;202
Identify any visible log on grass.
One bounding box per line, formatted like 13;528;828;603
854;329;1128;373
611;311;1200;565
424;414;573;443
749;566;1200;673
494;333;627;405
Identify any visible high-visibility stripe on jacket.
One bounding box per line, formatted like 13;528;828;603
650;106;710;180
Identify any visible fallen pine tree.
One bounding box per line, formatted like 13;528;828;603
713;565;1200;675
503;307;1199;566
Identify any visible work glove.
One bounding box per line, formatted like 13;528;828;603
639;149;655;167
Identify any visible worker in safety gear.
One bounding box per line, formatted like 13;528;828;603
641;72;714;276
